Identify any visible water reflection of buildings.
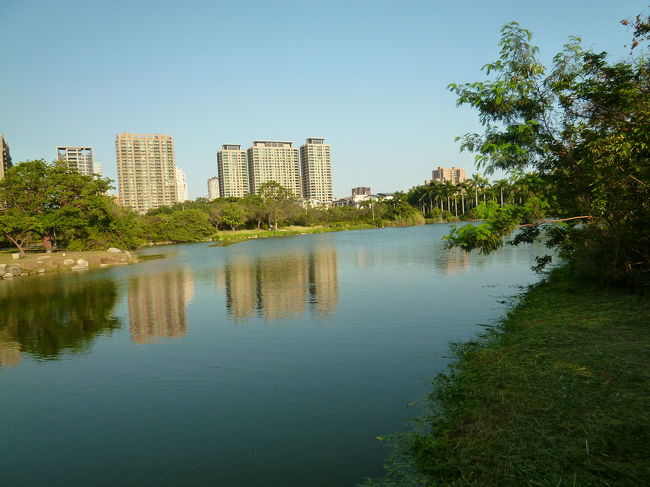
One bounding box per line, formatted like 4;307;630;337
225;256;256;320
128;269;194;343
437;248;472;276
309;247;338;317
0;331;21;367
224;245;338;320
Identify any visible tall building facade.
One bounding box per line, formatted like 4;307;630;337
207;176;220;200
432;166;466;184
352;186;371;196
247;141;301;196
176;167;189;202
115;133;178;213
300;138;332;203
217;145;249;197
56;146;100;176
0;134;12;180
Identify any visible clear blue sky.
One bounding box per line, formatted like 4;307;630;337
1;0;646;198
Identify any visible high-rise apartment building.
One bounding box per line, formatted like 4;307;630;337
432;166;467;184
176;167;189;202
56;146;101;176
207;177;220;200
115;133;178;213
217;145;249;197
247;141;301;196
300;138;332;203
352;186;371;196
0;134;12;180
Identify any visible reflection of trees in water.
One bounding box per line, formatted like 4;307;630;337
0;277;120;364
224;245;338;320
128;269;194;343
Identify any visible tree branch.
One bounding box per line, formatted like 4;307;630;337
518;215;593;227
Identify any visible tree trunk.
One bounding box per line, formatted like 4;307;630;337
6;234;26;256
43;234;53;253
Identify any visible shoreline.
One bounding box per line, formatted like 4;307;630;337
0;249;139;280
208;223;377;245
0;221;451;279
366;268;650;486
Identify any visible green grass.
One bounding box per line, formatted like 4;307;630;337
210;223;375;244
367;268;650;486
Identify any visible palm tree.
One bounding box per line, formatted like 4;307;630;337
442;181;455;214
493;179;510;206
469;173;489;207
458;181;468;215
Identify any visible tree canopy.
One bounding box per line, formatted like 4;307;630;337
445;22;650;289
0;160;113;254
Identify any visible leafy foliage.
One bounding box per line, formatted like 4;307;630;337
446;22;650;288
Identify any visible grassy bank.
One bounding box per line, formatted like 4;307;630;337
211;223;375;244
369;269;650;486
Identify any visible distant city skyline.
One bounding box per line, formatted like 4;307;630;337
1;1;644;198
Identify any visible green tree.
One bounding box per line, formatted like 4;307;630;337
446;22;650;287
221;202;246;231
258;181;298;230
0;160;113;254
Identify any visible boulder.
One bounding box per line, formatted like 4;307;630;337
11;254;20;260
8;265;22;274
71;265;88;271
38;269;46;273
63;259;74;265
76;259;89;267
3;273;14;279
107;247;122;253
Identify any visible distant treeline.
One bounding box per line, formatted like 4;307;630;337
0;162;438;253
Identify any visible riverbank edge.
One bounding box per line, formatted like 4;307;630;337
209;223;378;245
0;223;378;279
209;220;467;246
364;267;650;486
0;249;140;279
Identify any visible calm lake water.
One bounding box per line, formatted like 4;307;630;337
0;225;542;486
